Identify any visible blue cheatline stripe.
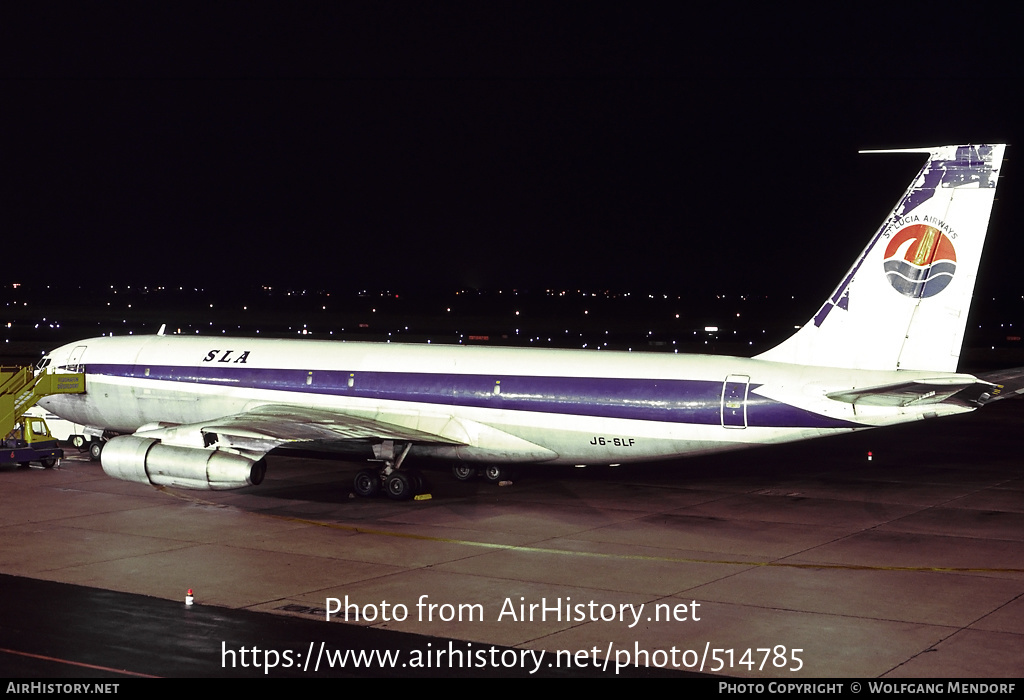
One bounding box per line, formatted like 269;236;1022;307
87;364;860;429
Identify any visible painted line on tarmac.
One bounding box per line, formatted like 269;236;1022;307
158;487;1024;575
0;646;160;677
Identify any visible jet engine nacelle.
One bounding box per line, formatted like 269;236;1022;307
100;435;267;490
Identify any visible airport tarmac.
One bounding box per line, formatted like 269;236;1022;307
1;399;1022;678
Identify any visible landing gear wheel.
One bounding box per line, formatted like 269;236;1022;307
89;441;103;462
353;469;381;497
482;464;512;483
405;469;425;493
41;457;57;469
72;435;85;448
385;472;414;500
451;464;475;481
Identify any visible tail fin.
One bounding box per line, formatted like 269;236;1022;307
757;144;1006;372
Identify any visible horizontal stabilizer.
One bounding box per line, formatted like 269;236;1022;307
826;375;996;407
973;367;1024;403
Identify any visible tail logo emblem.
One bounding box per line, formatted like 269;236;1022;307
883;224;957;298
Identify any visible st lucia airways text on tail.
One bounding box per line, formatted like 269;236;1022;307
37;144;1024;499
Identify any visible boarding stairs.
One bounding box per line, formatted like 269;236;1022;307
1;366;85;438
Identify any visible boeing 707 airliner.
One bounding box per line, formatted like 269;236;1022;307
36;144;1021;499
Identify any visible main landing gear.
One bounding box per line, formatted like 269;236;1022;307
353;441;426;501
351;441;520;500
451;463;515;483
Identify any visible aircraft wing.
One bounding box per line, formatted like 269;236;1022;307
132;402;557;463
825;375;999;407
135;403;472;454
204;404;468;443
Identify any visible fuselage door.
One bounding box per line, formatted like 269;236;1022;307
61;346;88;373
721;374;750;428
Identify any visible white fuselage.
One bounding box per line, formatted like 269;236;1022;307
38;335;971;466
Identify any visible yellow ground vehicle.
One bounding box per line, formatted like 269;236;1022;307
1;364;84;468
2;415;63;468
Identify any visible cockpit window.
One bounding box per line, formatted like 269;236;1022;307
36;357;51;370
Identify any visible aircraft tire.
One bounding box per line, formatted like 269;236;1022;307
89;441;103;462
385;472;414;500
451;464;475;481
482;464;511;483
405;469;424;493
353;469;381;498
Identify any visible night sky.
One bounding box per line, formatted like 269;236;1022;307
3;5;1021;302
